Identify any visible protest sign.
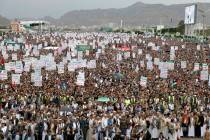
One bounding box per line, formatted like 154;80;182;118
117;53;122;61
202;63;208;71
181;61;187;69
160;69;168;79
12;54;17;61
194;63;200;71
138;49;143;55
0;70;7;80
57;63;65;74
76;72;85;86
140;76;147;87
15;61;23;74
154;58;160;65
147;61;153;70
87;60;96;69
200;71;209;81
12;74;21;84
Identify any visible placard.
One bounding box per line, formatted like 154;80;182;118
181;61;187;69
12;74;21;85
154;58;160;65
15;61;23;74
140;76;147;87
202;63;208;71
57;63;65;74
0;70;7;80
200;71;208;81
194;63;200;71
147;61;153;70
160;69;168;79
12;54;17;61
76;72;85;86
87;60;96;69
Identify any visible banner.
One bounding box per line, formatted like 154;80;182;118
12;74;21;85
138;49;142;55
77;51;83;60
147;61;153;70
117;53;122;61
200;71;208;81
140;76;147;87
154;58;160;65
87;60;96;69
12;54;17;61
0;70;7;80
202;63;208;71
76;45;91;52
124;52;130;59
15;61;23;74
194;63;200;71
57;63;65;74
181;61;187;69
160;69;168;79
140;61;145;67
76;72;85;86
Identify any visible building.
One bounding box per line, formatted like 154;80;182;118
11;21;21;32
10;20;50;33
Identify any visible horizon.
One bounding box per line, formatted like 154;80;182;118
0;0;210;19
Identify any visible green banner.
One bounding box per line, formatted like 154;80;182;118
76;45;91;52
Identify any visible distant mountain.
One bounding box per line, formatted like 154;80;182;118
42;16;62;25
0;15;10;26
57;2;210;27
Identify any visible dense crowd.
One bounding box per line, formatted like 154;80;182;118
0;32;209;140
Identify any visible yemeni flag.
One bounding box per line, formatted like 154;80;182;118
119;46;130;51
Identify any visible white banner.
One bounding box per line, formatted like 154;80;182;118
147;61;153;70
12;54;17;61
76;72;85;86
200;71;208;81
117;53;122;61
87;60;96;69
181;61;187;69
140;76;147;87
160;69;168;79
0;70;7;80
12;74;21;84
15;61;23;74
57;63;65;74
154;58;160;65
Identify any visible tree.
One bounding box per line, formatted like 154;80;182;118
177;20;185;34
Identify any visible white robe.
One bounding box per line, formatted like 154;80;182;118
178;126;183;137
201;124;207;137
188;118;195;137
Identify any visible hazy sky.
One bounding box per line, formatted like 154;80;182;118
0;0;209;19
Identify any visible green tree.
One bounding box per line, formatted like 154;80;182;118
177;20;185;34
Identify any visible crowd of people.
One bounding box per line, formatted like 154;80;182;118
0;32;209;140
